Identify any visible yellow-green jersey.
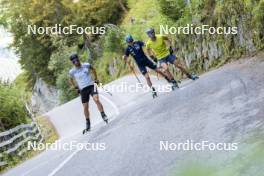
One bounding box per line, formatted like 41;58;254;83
146;35;170;60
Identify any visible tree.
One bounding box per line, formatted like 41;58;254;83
1;0;127;85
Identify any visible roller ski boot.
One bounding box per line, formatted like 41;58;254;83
171;80;179;90
151;87;158;99
187;73;199;80
83;118;91;134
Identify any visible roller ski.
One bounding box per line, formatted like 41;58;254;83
164;76;181;84
164;76;179;91
188;73;199;80
82;119;91;134
82;128;90;134
151;87;158;99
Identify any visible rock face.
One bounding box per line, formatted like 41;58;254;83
179;23;257;70
157;0;264;76
31;78;60;115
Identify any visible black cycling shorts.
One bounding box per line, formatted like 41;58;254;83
137;58;157;75
80;85;98;103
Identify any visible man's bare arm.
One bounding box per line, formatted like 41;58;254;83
122;55;128;62
90;66;98;82
69;77;77;88
146;48;157;62
164;36;173;47
69;77;80;93
146;47;153;57
123;55;132;68
164;36;176;54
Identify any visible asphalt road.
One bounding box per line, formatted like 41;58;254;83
3;55;264;176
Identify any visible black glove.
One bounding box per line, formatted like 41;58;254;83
150;55;158;63
94;80;100;84
169;46;174;55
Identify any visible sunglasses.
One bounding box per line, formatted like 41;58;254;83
71;58;79;64
147;32;155;37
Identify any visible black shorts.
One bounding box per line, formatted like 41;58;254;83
158;54;177;64
137;58;157;75
80;85;98;103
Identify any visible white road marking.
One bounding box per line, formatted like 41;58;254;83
56;94;120;142
21;151;71;176
45;94;120;176
100;94;120;115
47;149;80;176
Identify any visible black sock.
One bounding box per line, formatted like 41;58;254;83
101;111;106;117
186;73;192;78
164;76;171;83
86;118;90;128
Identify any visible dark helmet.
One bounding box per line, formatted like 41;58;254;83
69;53;79;61
125;34;134;43
145;28;155;34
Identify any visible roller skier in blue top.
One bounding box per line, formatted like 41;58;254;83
122;35;179;98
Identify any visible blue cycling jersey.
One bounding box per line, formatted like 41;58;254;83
125;41;148;64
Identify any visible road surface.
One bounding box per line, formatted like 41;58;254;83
3;55;264;176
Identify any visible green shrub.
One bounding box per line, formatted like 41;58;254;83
253;0;264;47
0;82;29;132
158;0;186;21
93;28;127;83
102;28;126;53
56;69;78;104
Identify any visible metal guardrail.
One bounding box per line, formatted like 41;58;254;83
0;103;43;167
0;122;43;167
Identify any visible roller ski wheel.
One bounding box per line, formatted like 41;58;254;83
103;118;109;124
189;74;199;80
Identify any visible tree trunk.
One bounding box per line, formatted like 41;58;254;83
119;0;128;13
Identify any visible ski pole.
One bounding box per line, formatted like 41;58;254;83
151;56;159;80
128;62;143;86
101;86;113;96
95;82;113;96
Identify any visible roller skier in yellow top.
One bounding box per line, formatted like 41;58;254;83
145;28;199;82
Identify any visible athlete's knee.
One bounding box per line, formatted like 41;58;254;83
83;103;89;112
155;68;164;74
144;73;150;79
95;100;102;106
173;60;182;67
161;63;168;70
93;96;101;104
